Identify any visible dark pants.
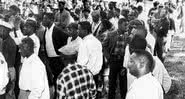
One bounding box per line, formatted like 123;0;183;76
154;37;164;62
48;57;65;99
0;94;5;99
108;59;127;99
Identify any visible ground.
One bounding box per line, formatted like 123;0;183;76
164;34;185;99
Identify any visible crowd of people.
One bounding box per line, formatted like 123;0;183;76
0;0;184;99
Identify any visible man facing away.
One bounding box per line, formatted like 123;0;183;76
18;37;50;99
57;51;96;99
126;50;163;99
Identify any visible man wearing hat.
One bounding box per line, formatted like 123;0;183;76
57;49;96;99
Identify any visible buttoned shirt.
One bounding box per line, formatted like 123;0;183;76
126;73;163;99
58;36;82;55
45;23;59;57
57;63;96;99
19;54;50;99
0;52;9;95
77;34;103;75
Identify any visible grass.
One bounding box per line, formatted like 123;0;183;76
164;51;185;99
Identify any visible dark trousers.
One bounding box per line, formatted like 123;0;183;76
154;37;164;62
0;94;5;99
48;57;65;99
108;59;127;99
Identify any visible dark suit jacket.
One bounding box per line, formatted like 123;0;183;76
44;25;69;57
102;30;128;60
102;31;118;60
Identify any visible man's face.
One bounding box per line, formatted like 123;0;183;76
67;27;77;37
127;53;139;77
59;3;64;11
42;15;50;27
19;43;30;57
84;12;89;18
92;15;99;23
78;25;86;38
118;21;128;32
23;22;33;36
159;9;167;18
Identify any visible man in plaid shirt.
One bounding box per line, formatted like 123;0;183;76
56;54;96;99
103;18;128;99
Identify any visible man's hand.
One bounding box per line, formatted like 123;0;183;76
8;67;16;81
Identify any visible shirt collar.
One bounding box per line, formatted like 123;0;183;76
23;54;36;64
83;34;93;40
136;72;152;81
48;23;55;31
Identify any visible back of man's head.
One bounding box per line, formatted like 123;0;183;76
129;35;147;53
78;21;92;34
133;50;154;73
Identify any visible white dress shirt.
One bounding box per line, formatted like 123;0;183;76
0;52;9;95
126;73;163;99
19;54;50;99
29;34;40;55
58;36;82;55
153;56;172;93
45;23;59;57
77;34;103;75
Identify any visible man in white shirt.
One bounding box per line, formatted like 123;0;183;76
18;37;50;99
80;8;92;23
0;38;9;98
77;21;103;84
10;19;40;55
126;50;163;99
58;23;82;56
127;35;171;94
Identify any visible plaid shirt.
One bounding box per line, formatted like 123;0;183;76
112;32;128;58
57;63;96;99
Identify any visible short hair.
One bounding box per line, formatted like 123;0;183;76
9;5;20;14
134;27;148;38
58;1;66;6
133;50;154;72
101;19;112;30
25;19;37;33
118;18;128;25
82;8;90;13
153;1;160;7
100;10;107;20
129;35;147;53
78;21;92;34
21;37;34;53
68;23;78;30
44;13;55;21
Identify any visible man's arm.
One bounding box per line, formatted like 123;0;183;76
29;66;45;99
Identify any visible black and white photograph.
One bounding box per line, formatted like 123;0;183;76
0;0;185;99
